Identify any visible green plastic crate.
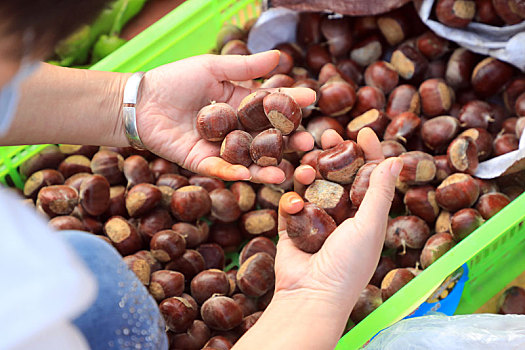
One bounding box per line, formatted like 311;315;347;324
1;0;525;348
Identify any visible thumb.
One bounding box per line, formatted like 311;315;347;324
207;50;280;82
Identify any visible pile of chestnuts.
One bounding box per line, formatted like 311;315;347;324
11;1;525;342
434;0;525;27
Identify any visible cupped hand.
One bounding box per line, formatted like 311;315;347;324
275;128;403;310
134;51;316;183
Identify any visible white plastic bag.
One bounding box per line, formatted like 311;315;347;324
366;314;525;349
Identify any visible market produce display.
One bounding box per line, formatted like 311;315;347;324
9;2;525;347
434;0;525;27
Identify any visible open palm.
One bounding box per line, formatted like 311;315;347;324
135;51;316;183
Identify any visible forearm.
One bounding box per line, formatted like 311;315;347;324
233;291;354;350
0;63;131;147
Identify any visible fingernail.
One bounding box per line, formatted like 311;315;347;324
270;49;281;56
390;157;403;177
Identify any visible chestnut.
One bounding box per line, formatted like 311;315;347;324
239;209;278;238
404;185;440;223
445;48;478;89
306;116;345;147
48;215;85;231
264;49;294;78
492;0;523;24
250;128;284;167
236;252;275;297
436;173;480;212
37;185;78;217
166;249;206;280
390;44;428;84
476;0;505;25
260;74;295;89
318;63;356;87
104;216;143;256
370;257;398;287
205;336;233;350
318;77;356;116
150;229;186;263
239;236;277;265
123;254;151;285
171;185;212;222
58;155;91;178
149;270;185;302
425;59;447;80
317;140;365;184
450;208;484;241
493;133;519;156
201;296;243;331
364;61;399;95
351;86;386;118
216;24;244;51
160;296;198;333
472;58;514;98
123;155;154;187
421;116;460;152
435;0;476;27
64;172;91;191
209;188;241;223
221;39;250;55
350;285;383;323
138;208;173;243
90;150;124;185
237;311;263;335
350;163;378;209
19;145;64;178
305;179;351;224
459;128;493;160
475;192;511;219
337;59;364;85
209;222;242;253
377;9;410;46
23;169;64;199
226;270;240;295
156;173;189;190
419;78;453;117
230;182;256;212
285;202;337;253
398;151;436;186
196;103;238;142
105;186;127;217
498;286;525;314
306;44;332;73
262;92;302;135
350;35;383;67
150;158;179;179
346;109;389;141
381;268;416;301
197;243;226;270
169;320;211;350
385;216;431;251
434;155;454;183
79;174;110;216
506;80;525;112
386;84;421;119
420;232;456;269
383;112;421;143
501;116;517;135
459;100;495;129
446;136;479;175
416;31;449;60
396;248;422;268
125;183;161;217
320;16;353;57
237;90;271;132
135;250;162;273
381;140;407;158
191;269;231;304
220;130;253;167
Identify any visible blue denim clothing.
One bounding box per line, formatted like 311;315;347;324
61;231;168;350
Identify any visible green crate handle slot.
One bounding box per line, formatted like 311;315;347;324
1;1;525;349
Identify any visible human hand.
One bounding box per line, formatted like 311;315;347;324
275;128;403;311
134;51;316;184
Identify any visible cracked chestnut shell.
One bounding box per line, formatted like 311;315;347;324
317;140;365;184
285;202;337;253
446;136;478;174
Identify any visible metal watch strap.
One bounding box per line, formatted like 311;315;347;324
123;71;146;150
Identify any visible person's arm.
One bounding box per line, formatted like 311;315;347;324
0;63;130;147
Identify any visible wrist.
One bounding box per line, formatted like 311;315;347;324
109;72;133;147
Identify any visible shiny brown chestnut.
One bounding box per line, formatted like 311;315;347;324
64;173;91;192
350;285;383;323
150;229;186;263
79;174;110;216
150;158;179;179
377;9;410;46
459;100;495;129
58;155;91;178
23;169;64;199
475;192;511;219
90;150;124;185
237;90;271;132
364;61;399;94
260;74;295;89
104;216;143;256
149;270;185;302
123;155;154;187
386;84;421;119
220;130;253;167
160;296;198;333
398;151;436;186
493;133;519;156
239;236;277;265
239;209;278;238
125;183;161;217
318;77;356;116
385;216;431;251
48;215;85;231
262;92;302;135
209;188;241;223
351;86;386;118
436;0;476;27
137;208;173;243
450;208;484;242
37;185;78;217
19;145;64;178
416;31;449;59
220;39;250;55
447;136;479;174
350;35;383;67
420;232;456;269
317;140;365;184
305;44;332;74
285;202;337;253
421;116;460;152
209;222;242;253
459;128;493;160
264;50;294;78
381;140;407;158
237;252;275;297
445;48;479;89
419;78;453;117
390;44;429;84
346;109;389;141
168;320;211;350
472;57;514;98
197;243;226;270
230;182;256;212
381;268;416;301
320;16;353;57
350;163;378;208
256;186;282;210
171;185;212;222
493;0;523;24
404;185;440;223
249;128;284;167
383;112;421;143
306;116;345;147
190;269;231;304
434;155;454;183
122;254;151;285
436;173;480;212
201;296;243;331
196;103;238;142
166;249;206;280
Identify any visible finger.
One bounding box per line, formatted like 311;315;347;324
222;86;316;113
208;51;280;81
248;164;286;184
270;87;316;108
284;131;314;153
278;192;305;231
293;165;316;196
321;129;345;150
356;127;384;163
353;157;403;233
197;157;251;181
